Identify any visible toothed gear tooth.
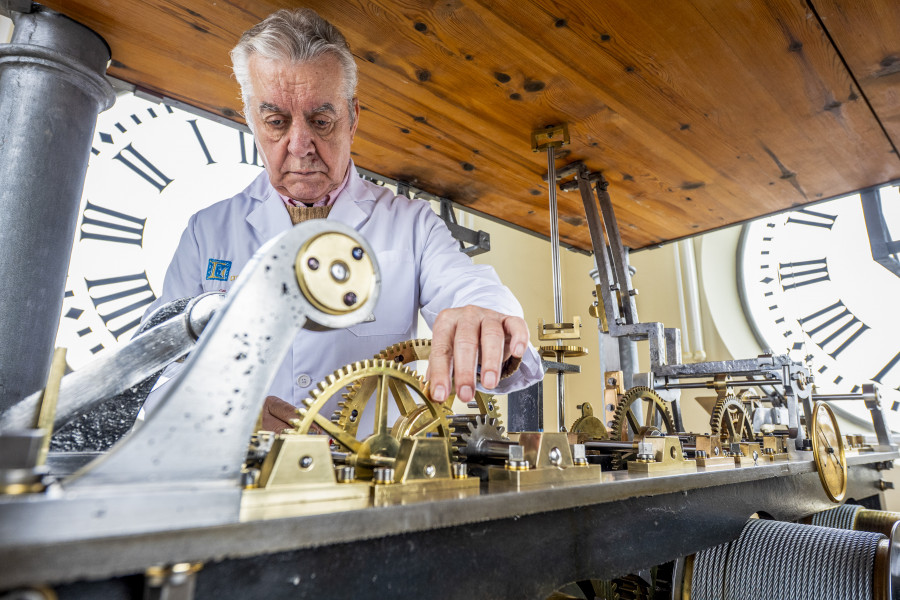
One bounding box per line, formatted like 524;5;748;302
288;418;300;426
302;397;314;407
297;407;308;417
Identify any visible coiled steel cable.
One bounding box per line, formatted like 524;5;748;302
810;503;862;529
691;519;884;599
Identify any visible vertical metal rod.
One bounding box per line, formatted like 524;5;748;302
546;147;566;431
547;148;563;324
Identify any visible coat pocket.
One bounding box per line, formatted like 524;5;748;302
347;250;417;337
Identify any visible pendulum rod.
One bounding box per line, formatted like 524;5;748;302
546;146;567;432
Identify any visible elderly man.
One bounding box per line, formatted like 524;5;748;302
144;8;542;432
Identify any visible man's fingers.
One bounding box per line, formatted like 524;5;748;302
263;395;298;431
451;308;481;402
428;307;531;402
502;315;530;361
426;314;456;403
478;316;506;390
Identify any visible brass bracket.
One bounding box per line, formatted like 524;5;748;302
627;436;697;474
538;316;582;341
531;124;570;152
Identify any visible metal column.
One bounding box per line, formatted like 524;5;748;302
0;5;114;410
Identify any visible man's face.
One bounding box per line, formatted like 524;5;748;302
247;54;359;202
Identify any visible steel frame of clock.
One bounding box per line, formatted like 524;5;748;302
738;182;900;432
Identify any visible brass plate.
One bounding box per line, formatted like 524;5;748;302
810;401;847;503
294;231;375;315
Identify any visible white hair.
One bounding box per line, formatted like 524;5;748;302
231;9;358;126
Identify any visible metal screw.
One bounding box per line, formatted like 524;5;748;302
352;247;364;260
373;467;395;484
451;462;468;479
343;292;357;306
298;455;314;470
424;464;436;478
696;450;707;459
336;466;356;483
713;446;720;456
330;260;349;282
548;447;562;466
307;257;319;270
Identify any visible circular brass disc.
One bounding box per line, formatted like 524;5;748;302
295;231;375;315
810;401;847;503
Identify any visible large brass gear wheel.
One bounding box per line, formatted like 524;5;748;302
710;395;754;444
609;387;676;470
610;387;676;442
292;359;450;463
333;338;502;436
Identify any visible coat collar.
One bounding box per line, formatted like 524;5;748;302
327;160;375;229
245;171;291;241
245;161;374;236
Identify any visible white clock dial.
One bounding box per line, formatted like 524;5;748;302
739;184;900;428
56;93;264;370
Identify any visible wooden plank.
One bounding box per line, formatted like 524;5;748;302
812;0;900;150
36;0;900;250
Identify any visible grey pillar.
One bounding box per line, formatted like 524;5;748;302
0;5;113;411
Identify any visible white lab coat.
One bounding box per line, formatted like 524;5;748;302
143;164;543;428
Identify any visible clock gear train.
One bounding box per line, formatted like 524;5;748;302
2;157;900;599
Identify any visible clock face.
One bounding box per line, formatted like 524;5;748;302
739;184;900;428
56;93;265;370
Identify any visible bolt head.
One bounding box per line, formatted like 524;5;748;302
307;257;320;270
352;247;364;260
343;292;358;306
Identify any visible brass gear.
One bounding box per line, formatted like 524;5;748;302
610;387;676;442
710;395;754;444
609;387;675;471
292;359;449;460
333;338;502;434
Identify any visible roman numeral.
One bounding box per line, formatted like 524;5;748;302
778;258;829;290
188;119;216;165
786;207;838;230
62;292;104;354
79;200;146;247
798;300;870;360
873;352;900;385
84;272;156;340
113;143;173;192
238;131;262;166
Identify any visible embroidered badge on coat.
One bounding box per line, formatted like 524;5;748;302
206;259;232;281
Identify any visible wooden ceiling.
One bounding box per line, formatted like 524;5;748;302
39;0;900;250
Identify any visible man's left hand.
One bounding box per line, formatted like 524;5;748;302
425;305;529;404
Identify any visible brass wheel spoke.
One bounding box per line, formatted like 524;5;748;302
409;416;442;437
312;413;361;453
643;401;656;430
373;373;390;436
388;377;419;414
625;409;641;437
